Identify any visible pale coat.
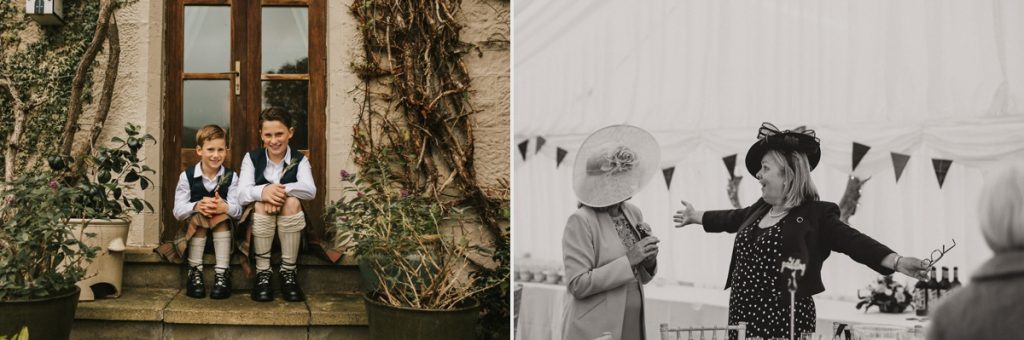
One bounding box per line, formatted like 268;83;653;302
561;202;656;340
927;250;1024;340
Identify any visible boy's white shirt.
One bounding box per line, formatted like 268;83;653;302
172;163;242;221
237;146;316;207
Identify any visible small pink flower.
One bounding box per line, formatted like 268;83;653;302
49;180;59;189
340;169;351;179
400;189;410;198
356;192;364;198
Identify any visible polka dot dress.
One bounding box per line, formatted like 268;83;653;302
728;216;815;340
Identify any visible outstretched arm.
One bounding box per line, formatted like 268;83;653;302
821;202;926;279
687;198;768;234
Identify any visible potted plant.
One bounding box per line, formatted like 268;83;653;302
327;158;498;340
0;123;154;338
58;123;156;301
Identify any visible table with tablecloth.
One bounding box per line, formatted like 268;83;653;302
516;282;928;339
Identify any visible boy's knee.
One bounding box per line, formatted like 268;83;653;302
193;227;207;238
283;197;302;215
255;202;268;213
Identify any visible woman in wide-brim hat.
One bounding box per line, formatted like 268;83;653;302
672;122;931;339
561;125;661;340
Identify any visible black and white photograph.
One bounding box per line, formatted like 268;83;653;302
513;1;1024;339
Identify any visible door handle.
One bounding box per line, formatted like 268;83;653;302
234;60;241;95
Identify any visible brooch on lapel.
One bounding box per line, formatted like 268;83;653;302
796;217;804;223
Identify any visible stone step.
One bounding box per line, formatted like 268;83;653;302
122;247;364;293
72;287;369;339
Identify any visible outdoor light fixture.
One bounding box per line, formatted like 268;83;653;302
25;0;65;26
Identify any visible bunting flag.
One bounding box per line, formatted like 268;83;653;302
663;167;676;189
555;147;568;168
891;152;910;183
517;140;529;161
852;142;871;171
535;136;546;154
932;158;953;188
723;154;738;178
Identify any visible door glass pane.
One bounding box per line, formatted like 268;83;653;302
261;7;308;74
183;80;231;148
261;80;308;150
184;6;230;73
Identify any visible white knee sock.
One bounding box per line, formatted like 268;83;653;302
277;212;306;271
251;213;276;272
188;237;206;270
212;231;231;274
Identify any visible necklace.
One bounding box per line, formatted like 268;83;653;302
767;207;787;218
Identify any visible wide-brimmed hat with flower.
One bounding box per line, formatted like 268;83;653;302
573;125;661;208
745;122;821;176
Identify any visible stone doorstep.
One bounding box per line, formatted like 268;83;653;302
122;260;363;293
75;287;368;327
124;246;360;266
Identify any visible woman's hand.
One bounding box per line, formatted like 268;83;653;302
627;236;660;266
673;200;703;228
895;256;930;281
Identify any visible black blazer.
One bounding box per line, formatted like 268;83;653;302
703;198;895;299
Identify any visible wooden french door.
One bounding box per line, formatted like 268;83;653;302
162;0;328;254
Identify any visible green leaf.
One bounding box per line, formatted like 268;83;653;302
125;171;139;183
139;177;149;190
98;171;111;184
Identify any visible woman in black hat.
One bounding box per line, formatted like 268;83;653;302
672;123;931;339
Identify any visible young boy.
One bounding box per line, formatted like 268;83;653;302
172;124;241;299
238;107;316;302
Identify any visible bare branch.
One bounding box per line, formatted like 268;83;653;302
72;12;121;170
0;78;28;184
60;0;118;157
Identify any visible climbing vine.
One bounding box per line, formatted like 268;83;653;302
0;0;101;175
349;0;510;337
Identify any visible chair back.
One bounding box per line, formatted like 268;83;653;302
659;322;746;340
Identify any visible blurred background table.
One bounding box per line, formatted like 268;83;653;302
515;282;928;340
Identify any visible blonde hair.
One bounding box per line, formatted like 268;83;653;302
978;162;1024;252
764;149;819;209
195;124;227;147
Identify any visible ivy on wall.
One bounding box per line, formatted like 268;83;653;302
0;0;100;175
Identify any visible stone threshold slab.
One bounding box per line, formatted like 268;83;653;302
74;287;368;326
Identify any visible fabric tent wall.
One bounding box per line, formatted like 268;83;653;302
513;0;1024;301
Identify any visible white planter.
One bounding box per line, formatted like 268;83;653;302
70;218;130;301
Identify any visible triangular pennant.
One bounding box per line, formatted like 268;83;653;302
555;147;568;168
663;167;676;189
517;140;529;161
852;142;871;171
723;154;738;178
891;152;910;183
932;158;953;188
535;136;546;154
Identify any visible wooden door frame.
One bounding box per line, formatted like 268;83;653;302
162;0;328;253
